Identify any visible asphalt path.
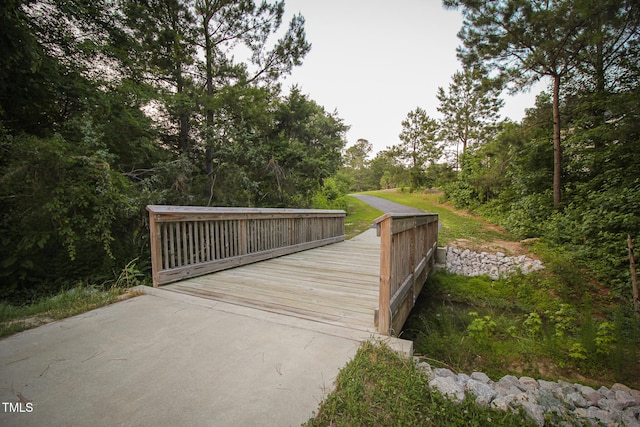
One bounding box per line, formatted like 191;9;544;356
349;194;425;214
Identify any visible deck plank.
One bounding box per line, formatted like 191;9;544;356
164;229;381;332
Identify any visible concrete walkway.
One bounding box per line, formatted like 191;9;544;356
1;287;410;427
1;196;420;426
349;194;425;214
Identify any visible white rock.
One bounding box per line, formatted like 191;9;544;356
430;376;465;402
470;372;492;384
465;379;497;407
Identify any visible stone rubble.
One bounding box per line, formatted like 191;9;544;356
416;361;640;426
443;247;545;280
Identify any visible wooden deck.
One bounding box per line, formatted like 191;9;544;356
164;228;381;332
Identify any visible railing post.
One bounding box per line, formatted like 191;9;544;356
149;212;162;287
378;215;392;335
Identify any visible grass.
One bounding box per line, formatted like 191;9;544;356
0;285;140;339
304;340;538;427
343;195;383;239
360;190;639;388
363;190;512;246
305;188;640;425
403;271;640;390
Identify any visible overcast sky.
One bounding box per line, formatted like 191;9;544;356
279;0;545;155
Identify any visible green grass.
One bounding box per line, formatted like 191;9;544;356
402;271;640;390
304;340;538;427
305;187;639;425
0;286;139;338
344;195;383;239
363;190;512;245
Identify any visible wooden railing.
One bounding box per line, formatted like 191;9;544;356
375;212;439;336
147;205;346;287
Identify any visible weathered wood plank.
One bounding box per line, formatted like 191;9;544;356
174;279;375;315
157;236;345;285
167;285;373;330
164;229;381;331
378;217;392;336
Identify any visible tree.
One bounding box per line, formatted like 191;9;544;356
1;0;129;135
343;138;373;191
397;108;442;189
194;0;311;183
124;0;198;153
0;0;347;302
436;67;503;170
268;89;347;206
573;0;640;97
444;0;592;207
564;0;640;178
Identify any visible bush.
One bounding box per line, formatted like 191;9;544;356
403;270;640;388
310;177;349;211
0;132;137;302
443;180;478;209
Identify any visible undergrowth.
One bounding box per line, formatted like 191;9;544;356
304;340;537;427
402;271;640;389
0;285;139;339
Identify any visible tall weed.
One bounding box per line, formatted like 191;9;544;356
403;271;640;388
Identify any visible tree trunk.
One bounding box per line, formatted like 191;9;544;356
203;11;215;180
629;234;639;314
552;73;562;208
176;69;190;153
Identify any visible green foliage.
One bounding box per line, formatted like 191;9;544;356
305;341;537;427
567;343;588;362
403;270;640;388
443;180;478;209
467;312;498;347
0;1;345;303
595;321;616;356
445;88;640;298
548;304;577;339
310;177;349;211
113;258;146;289
436;67;503;165
523;312;543;338
342;139;373;192
0;131;137;302
438;1;640;300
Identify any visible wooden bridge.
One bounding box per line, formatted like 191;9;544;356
147;205;438;336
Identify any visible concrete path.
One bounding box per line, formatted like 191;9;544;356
0;196;419;426
0;289;411;427
349;194;425;214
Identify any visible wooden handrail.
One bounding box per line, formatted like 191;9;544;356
374;212;439;335
147;205;346;286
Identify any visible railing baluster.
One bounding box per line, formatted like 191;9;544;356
168;223;175;269
162;223;169;270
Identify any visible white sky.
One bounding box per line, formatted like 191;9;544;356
280;0;545;156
